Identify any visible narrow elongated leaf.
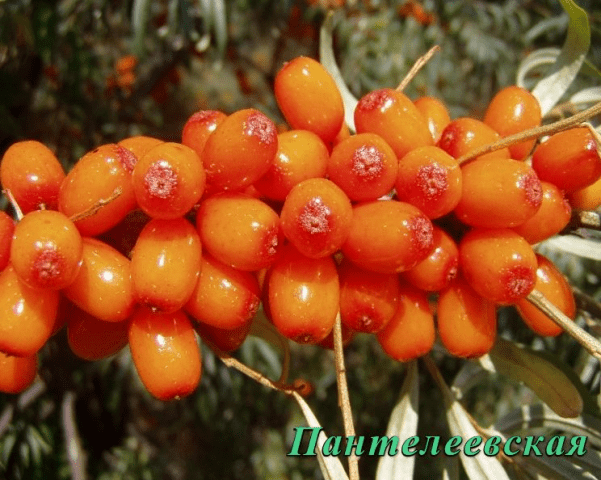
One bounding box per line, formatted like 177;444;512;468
571;87;601;106
540;235;601;261
516;47;561;88
376;361;419;480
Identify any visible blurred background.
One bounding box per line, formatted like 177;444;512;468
1;0;601;479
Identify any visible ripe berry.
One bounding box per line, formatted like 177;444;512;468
414;96;451;143
11;210;83;290
0;210;15;271
0;140;65;212
195;320;252;353
129;308;201;401
181;110;227;158
274;56;344;143
118;135;164;160
0;351;37;394
280;178;352;258
568;176;601;210
438;117;511;162
317;323;356;350
132;142;205;219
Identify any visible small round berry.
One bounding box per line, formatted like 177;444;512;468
118;135;164;161
181;110;227;158
568;176;601;210
438;117;511;162
0;351;37;394
414;96;451;143
317;323;356;350
195;320;252;353
0;211;15;271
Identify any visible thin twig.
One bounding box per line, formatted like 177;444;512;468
456;101;601;165
62;392;87;480
562;210;601;233
397;45;441;92
69;188;123;223
3;189;23;221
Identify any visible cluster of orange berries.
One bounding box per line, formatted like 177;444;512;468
0;55;600;401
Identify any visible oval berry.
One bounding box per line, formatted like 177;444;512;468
438;117;511;162
0;351;37;394
414;96;451;143
0;211;15;271
118;135;164;160
181;110;227;159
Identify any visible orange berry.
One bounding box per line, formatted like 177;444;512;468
414;96;451;143
10;210;82;290
327;133;398;202
129;308;201;401
1;140;65;212
377;284;435;362
181;110;227;158
354;88;433;158
317;323;356;350
201;109;277;191
59;143;137;236
267;245;339;344
459;228;537;304
280;178;352;258
395;146;462;219
63;238;135;322
131;217;201;313
132;142;205;219
341;200;434;273
118;135;164;160
0;210;15;271
274;56;344;143
254;130;329;202
185;253;260;330
568;176;601;210
0;265;59;357
0;351;37;394
195;320;251;353
437;276;497;358
515;254;575;337
438;117;511;161
196;193;282;271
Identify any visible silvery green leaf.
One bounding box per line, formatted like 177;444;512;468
376;361;419;480
132;0;152;56
451;359;490;400
539;235;601;262
516;47;561;89
571;87;601;106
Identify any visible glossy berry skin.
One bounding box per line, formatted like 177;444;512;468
132;142;205;219
59;143;138;236
568;176;601;210
483;85;542;160
327;133;398;202
395;146;462;219
402;226;458;292
454;157;542;228
195;320;251;353
201;109;277;191
341;200;434;274
254;130;329;202
11;210;83;290
532;127;601;192
414;96;451;143
354;88;433;159
268;245;339;344
181;110;227;159
338;259;400;333
185;253;260;330
274;56;344;143
196;193;282;271
0;211;15;271
0;265;59;357
118;135;164;160
0;351;37;394
129;308;201;401
64;238;135;322
131;217;201;313
515;254;576;337
459;228;537;305
377;284;435;362
1;140;65;212
317;323;356;350
438;117;511;162
437;276;497;358
281;178;352;259
512;181;571;244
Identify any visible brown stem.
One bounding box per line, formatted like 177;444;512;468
3;189;23;221
396;45;441;92
68;188;123;223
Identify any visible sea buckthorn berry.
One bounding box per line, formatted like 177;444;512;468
0;140;65;212
438;117;511;162
63;238;135;322
341;200;434;273
185;253;260;330
129;308;201;401
395;146;462;219
268;245;339;344
568;176;601;210
515;254;576;337
195;320;252;353
131;217;201;313
0;265;59;357
512;181;571;244
459;228;537;304
118;135;164;160
0;351;37;394
483;86;542;160
414;96;451;143
59;143;137;236
10;210;82;290
354;88;433;159
66;303;129;360
181;110;227;158
532;127;601;192
280;178;352;259
327;133;398;202
132;142;205;219
338;258;400;333
317;323;356;350
0;211;15;271
454;157;543;228
274;56;344;143
377;284;435;362
437;276;497;358
201;109;277;191
196;193;282;271
402;226;458;292
254;130;329;202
